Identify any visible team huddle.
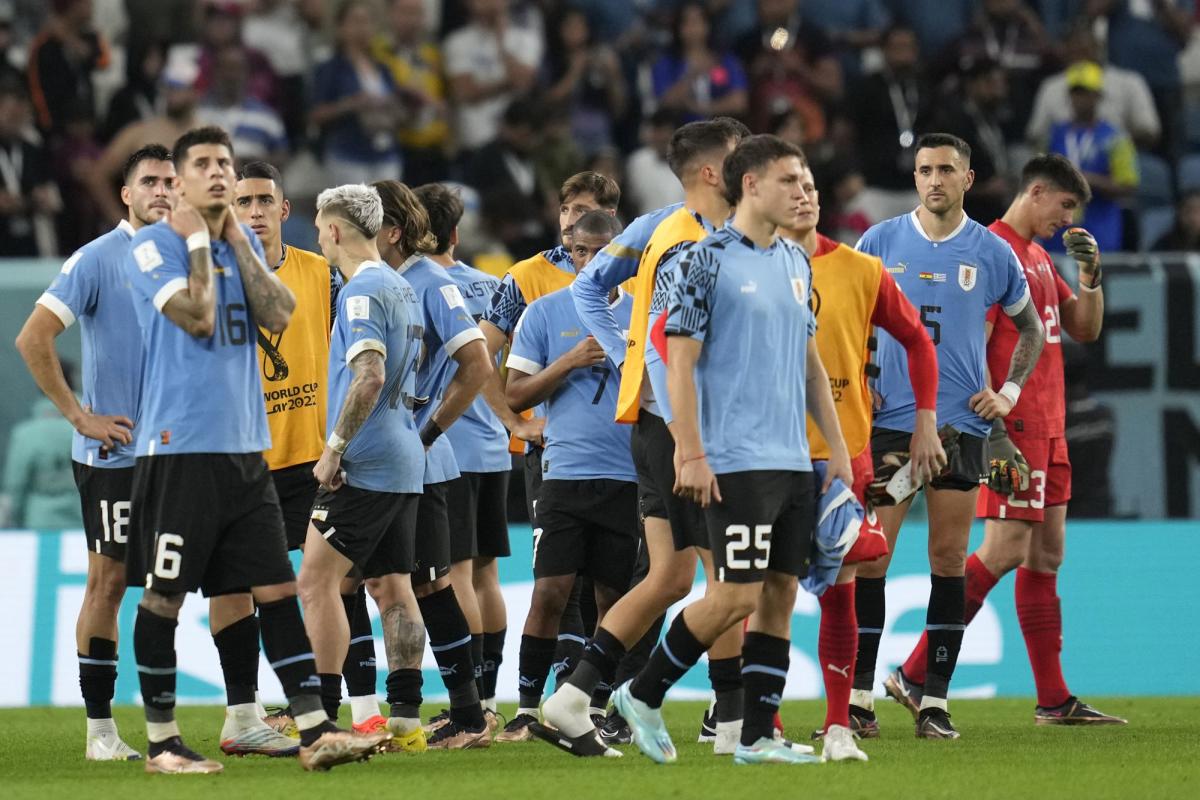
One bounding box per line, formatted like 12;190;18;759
15;115;1125;775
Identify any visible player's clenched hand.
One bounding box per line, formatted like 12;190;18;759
970;387;1014;421
1063;227;1100;283
908;412;947;486
565;336;606;370
824;447;854;494
222;205;249;244
167;195;206;239
76;405;133;449
986;419;1030;495
313;448;345;491
674;455;722;508
512;415;545;447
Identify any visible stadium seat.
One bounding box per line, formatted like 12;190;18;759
1137;152;1174;208
1138;206;1175;251
1178;153;1200;193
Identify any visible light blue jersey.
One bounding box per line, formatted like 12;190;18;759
856;211;1030;437
663;225;816;475
445;260;509;473
125;221;271;456
38;220;141;468
399;255;487;484
327;262;425;494
508;288;635;482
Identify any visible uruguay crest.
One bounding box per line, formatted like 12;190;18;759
958;264;977;291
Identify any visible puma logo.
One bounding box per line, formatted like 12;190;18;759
826;663;851;678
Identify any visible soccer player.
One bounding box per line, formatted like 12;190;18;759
414;182;530;716
777;159;943;761
296;183;431;761
550;117;749;752
15;145;175;762
373;179;494;749
887;154;1124;726
124;126;386;773
852;133;1044;740
505;210;637;757
614;134;853;766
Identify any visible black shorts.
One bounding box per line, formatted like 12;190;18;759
534;479;639;591
447;470;511;561
523;446;543;523
871;426;988;492
310;484;419;574
128;453;293;597
272;461;319;550
73;463;134;562
705;471;816;584
631;410;707;551
411;481;453;586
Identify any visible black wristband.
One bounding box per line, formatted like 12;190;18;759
420;419;444;447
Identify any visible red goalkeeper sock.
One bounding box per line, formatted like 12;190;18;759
1015;567;1070;708
902;554;999;684
818;582;857;730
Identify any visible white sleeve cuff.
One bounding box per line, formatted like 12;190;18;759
152;277;189;312
505;354;543;376
346;338;386;364
444;326;486;358
1003;288;1032;318
36;293;76;329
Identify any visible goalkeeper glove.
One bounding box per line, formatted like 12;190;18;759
986;418;1031;496
1063;226;1101;288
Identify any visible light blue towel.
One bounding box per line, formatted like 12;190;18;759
801;462;864;597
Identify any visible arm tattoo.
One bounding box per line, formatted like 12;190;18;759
381;603;425;670
187;246;215;308
234;239;296;332
1004;301;1045;388
331;349;385;443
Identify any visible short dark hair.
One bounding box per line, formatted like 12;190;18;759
573;209;622;240
238;160;284;191
722;134;806;206
1020;153;1092;204
667;116;751;180
122;143;172;183
414;183;465;255
560;171;621;209
916;132;971;163
172;125;234;168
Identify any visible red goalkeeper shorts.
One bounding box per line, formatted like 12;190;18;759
976;434;1071;523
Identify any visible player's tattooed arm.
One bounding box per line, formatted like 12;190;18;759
313;349;385;490
229;234;296;333
161;199;217;337
1004;300;1045;388
381;601;425;671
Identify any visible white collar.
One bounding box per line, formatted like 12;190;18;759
398;253;422;274
357;260;381;271
908;208;969;243
117;219;136;236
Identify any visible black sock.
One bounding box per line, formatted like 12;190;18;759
79;637;117;719
298;719;340;747
257;597;323;722
213;614;259;707
417;587;484;729
566;627;626;699
614;613;663;686
341;587;377;698
924;574;966;700
319;673;342;721
471;633;484;698
853;576;886;693
629;614;706;708
740;633;790;746
385;668;422;720
709;656;744;723
134;606;178;723
517;634;558;709
481;628;505;700
553;579;586;684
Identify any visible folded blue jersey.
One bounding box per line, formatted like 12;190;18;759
801;462;864;597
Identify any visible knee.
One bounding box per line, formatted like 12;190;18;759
140;590;184;618
530;580;572;618
1026;541;1064;573
653;567;693;606
711;586;759;626
929;540;967;576
88;566;127;609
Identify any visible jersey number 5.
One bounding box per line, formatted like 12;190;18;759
920;305;942;346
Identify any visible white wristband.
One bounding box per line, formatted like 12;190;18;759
186;231;211;252
327;433;348;454
998;381;1021;406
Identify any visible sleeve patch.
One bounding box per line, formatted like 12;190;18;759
440;284;466;310
61;251;83;275
133;240;164;273
346;295;370;321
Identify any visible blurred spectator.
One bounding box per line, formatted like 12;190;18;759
310;0;402;186
935;57;1012;224
800;0;891;78
198;44;288;165
25;0;109;138
1046;61;1138;254
845;24;929;221
1026;21;1161;150
533;101;585;205
0;5;23;88
0;82;60;256
625;108;685;215
1;395;81;529
190;1;279;112
542;6;627;155
123;0;198;53
1151;190;1200;250
650;1;748;123
443;0;543;153
465;97;548;256
1087;0;1192;160
814;157;874;243
653;0;761;50
52;109;104;252
102;40;166;142
243;0;314;146
736;0;841;140
373;0;451;185
883;0;975;61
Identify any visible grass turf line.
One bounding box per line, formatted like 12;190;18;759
0;698;1190;799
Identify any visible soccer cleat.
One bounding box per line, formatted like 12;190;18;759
915;707;960;739
484;708;504;738
144;737;223;774
821;724;868;762
384;717;428;753
352;714;388;735
298;729;390;771
884;667;924;720
262;707;299;739
1035;697;1127;726
612;682;676;764
597;709;632;745
220;717;301;757
697;697;717;742
423;708;451;734
86;731;143;761
426;720;491;750
733;736;821;766
848;705;880;738
713;720;741;755
530;721;622;758
495;713;538;743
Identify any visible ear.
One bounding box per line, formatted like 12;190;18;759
387;225;401;246
280;198;291;223
606;208;617;217
743;171;756;198
330;220;341;246
963;167;975;193
120;185;132;207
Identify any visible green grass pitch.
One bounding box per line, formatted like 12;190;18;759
1;699;1194;799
